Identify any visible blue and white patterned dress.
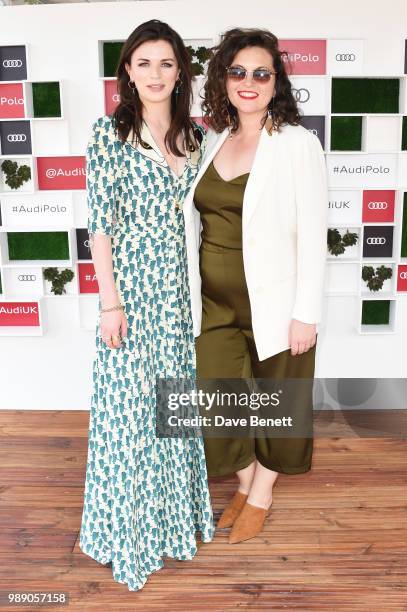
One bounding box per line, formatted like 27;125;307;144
79;115;214;591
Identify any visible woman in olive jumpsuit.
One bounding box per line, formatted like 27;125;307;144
192;28;326;544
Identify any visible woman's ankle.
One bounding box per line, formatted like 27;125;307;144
237;486;250;496
246;493;273;509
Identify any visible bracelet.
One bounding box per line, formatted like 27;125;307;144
100;303;124;314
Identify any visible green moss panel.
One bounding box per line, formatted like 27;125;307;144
32;82;61;118
331;78;399;114
331;116;362;150
402;117;407;151
361;300;390;325
103;42;124;78
8;231;69;260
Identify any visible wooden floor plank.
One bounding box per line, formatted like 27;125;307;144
0;410;406;610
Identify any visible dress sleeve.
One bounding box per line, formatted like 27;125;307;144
86;118;117;237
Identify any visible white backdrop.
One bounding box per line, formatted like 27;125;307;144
1;0;407;409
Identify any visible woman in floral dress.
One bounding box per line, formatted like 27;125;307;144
79;20;214;591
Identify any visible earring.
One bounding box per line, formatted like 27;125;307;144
175;77;182;96
222;97;233;137
128;79;137;95
265;95;275;135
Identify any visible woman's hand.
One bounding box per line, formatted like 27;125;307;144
100;309;128;349
288;319;316;356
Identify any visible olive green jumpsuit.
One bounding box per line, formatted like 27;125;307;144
194;161;316;477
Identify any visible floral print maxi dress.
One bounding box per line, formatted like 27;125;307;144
79;115;214;591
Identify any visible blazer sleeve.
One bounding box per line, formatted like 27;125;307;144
291;131;328;324
86;117;117;237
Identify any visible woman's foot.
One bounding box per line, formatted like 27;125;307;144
228;500;272;544
217;490;248;529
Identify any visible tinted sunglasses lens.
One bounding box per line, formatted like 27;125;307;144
253;70;271;82
227;67;246;80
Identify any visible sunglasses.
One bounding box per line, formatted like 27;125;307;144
226;65;277;83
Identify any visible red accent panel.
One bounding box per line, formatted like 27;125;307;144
278;39;326;75
362;190;395;223
0;301;40;326
78;263;99;294
397;265;407;292
37;156;86;190
0;83;25;119
105;80;119;115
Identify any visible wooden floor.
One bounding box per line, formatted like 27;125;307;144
0;410;406;611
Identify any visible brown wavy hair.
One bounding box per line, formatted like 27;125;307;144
202;28;301;134
112;19;199;156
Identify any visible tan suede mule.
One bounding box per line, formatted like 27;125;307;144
228;501;272;544
217;490;249;529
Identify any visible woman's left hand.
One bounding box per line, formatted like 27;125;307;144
288;319;316;356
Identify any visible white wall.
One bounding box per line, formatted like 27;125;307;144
1;0;407;410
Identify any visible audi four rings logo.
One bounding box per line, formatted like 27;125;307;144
366;237;386;244
3;59;22;68
368;202;388;210
335;53;356;61
400;272;407;279
291;88;310;103
18;274;36;281
7;134;27;142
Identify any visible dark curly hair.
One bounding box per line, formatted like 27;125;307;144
112;19;199;156
202;28;301;134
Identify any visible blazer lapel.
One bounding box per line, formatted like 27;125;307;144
183;128;229;215
201;128;230;176
242;125;280;228
184;124;280;224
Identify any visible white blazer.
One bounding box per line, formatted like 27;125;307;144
182;122;329;361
